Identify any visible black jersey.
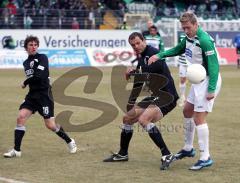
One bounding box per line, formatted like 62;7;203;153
134;45;179;102
23;53;50;93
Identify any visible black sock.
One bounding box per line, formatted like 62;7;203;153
14;129;25;151
118;129;133;156
148;126;170;156
56;126;72;144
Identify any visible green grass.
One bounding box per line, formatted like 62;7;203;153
0;66;240;183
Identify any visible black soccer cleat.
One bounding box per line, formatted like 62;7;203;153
174;148;196;160
103;153;128;162
160;154;175;170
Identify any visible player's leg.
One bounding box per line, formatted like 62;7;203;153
237;49;240;68
40;92;77;153
3;108;32;158
103;105;144;162
175;85;196;160
189;111;213;170
44;118;77;153
237;52;240;68
179;65;187;107
238;58;240;68
118;105;143;155
194;112;210;160
138;104;175;170
189;75;221;170
138;105;170;155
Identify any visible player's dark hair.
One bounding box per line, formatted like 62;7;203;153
24;36;39;49
149;25;157;31
128;32;145;43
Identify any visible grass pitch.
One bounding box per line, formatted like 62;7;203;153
0;66;239;183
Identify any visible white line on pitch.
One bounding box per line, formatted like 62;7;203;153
0;176;28;183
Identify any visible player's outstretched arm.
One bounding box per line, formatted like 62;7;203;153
148;38;186;65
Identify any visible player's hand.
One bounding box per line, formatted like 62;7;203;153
125;68;135;80
206;93;215;100
148;55;159;65
21;82;26;89
126;103;134;112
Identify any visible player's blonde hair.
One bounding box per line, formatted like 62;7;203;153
180;12;198;24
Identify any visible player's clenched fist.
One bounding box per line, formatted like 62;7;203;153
21;82;26;89
148;54;159;65
125;68;135;80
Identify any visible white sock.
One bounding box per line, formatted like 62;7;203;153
196;123;210;161
183;118;195;151
179;83;186;97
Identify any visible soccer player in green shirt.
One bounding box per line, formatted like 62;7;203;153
148;12;222;171
144;25;165;53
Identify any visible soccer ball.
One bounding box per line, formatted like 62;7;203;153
186;64;206;84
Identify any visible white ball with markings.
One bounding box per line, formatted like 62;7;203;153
186;64;206;84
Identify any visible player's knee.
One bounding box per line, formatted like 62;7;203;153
17;114;27;125
183;107;193;118
45;122;56;131
123;115;133;124
138;116;150;128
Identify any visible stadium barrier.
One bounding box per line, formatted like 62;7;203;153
0;30;135;68
0;22;239;68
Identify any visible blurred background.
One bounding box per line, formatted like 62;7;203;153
0;0;239;67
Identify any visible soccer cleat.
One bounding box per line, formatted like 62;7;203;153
189;157;213;171
103;153;128;162
174;148;196;160
3;149;21;158
160;154;175;170
67;138;77;153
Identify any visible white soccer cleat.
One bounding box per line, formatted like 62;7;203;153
3;149;21;158
67;138;77;153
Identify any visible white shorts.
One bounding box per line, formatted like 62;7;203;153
187;74;222;112
179;65;188;77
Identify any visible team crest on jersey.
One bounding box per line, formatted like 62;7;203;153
30;61;34;68
144;56;149;65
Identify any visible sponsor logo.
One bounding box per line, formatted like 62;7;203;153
185;48;192;58
37;65;45;70
93;50;135;64
205;50;214;56
25;69;34;76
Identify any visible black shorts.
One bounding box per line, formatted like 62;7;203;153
19;90;54;119
137;96;177;116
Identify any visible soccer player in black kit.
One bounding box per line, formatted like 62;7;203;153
3;36;77;158
103;32;179;170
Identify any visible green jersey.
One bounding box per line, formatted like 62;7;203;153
157;27;219;93
178;33;187;65
145;34;165;52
